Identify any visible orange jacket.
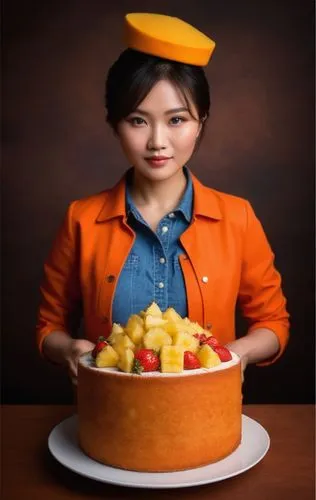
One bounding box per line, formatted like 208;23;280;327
36;171;289;366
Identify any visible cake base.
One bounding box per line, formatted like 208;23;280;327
48;414;270;487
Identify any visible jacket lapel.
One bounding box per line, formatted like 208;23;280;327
180;173;223;326
94;173;135;324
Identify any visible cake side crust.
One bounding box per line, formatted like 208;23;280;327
77;357;242;472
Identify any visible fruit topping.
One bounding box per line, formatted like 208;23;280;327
132;349;160;374
184;351;201;369
92;336;108;359
89;303;233;374
95;345;119;367
160;345;184;373
197;344;221;368
213;345;232;362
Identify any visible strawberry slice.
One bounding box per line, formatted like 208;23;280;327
193;333;208;344
133;349;160;374
205;336;220;348
92;336;108;359
194;333;220;348
184;351;201;369
213;345;232;362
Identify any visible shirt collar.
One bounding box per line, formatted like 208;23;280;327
125;171;138;219
96;167;222;222
175;166;193;222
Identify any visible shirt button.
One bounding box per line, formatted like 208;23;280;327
158;282;164;289
106;275;116;283
159;257;166;264
168;212;175;218
161;226;169;234
202;276;209;283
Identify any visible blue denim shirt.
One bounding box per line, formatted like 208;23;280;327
112;168;193;325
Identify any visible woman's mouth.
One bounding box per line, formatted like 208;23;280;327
145;156;172;168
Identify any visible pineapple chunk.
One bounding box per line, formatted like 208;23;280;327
117;348;134;373
143;327;172;351
164;320;196;337
197;344;221;368
112;323;124;334
107;323;125;343
112;334;136;357
160;345;184;373
95;345;119;368
162;307;183;323
177;322;197;335
145;302;162;317
173;331;199;353
191;322;205;334
144;314;168;330
164;320;187;335
125;314;145;344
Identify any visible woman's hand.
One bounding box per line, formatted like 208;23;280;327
239;354;249;383
63;339;96;384
42;331;95;385
225;342;249;382
225;327;280;383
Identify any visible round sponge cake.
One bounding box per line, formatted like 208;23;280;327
77;352;242;472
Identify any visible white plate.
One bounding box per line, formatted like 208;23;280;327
48;414;270;489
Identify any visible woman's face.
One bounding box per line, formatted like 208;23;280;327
117;79;202;181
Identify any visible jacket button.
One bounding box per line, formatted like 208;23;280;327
106;275;115;283
202;276;208;283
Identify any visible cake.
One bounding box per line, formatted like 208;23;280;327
77;303;242;472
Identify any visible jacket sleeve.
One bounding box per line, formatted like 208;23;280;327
36;201;82;355
238;200;290;366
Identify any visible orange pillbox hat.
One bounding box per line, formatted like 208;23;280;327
124;13;216;66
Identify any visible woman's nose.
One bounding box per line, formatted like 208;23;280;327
147;125;167;151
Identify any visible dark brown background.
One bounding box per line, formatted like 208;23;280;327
2;0;314;404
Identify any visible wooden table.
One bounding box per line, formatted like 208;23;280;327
1;405;314;499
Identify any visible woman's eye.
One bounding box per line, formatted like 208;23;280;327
170;116;185;125
129;117;146;126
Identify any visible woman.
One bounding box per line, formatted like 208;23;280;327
36;13;289;384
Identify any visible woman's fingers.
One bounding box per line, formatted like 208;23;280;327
67;357;78;377
74;339;96;354
66;339;96;383
66;357;79;387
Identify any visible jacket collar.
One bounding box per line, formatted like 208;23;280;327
191;173;222;220
96;168;222;222
96;173;127;222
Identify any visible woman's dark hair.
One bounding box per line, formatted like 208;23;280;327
105;49;210;143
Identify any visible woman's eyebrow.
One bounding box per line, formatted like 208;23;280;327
133;107;189;116
165;107;189;115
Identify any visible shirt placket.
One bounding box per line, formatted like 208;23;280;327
154;216;172;310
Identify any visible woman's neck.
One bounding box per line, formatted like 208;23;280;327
130;168;187;214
